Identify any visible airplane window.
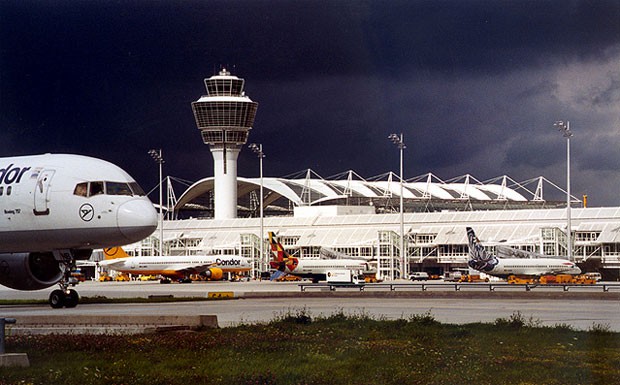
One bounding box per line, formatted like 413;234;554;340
106;182;133;196
73;183;88;197
129;182;146;196
89;181;105;196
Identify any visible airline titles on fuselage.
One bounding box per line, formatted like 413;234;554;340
0;163;31;185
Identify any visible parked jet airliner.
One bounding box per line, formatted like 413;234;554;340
0;154;158;308
99;247;251;282
268;232;374;282
466;227;581;278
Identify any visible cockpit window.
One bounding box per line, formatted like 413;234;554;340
73;182;88;197
89;181;105;196
73;181;146;197
128;182;146;196
106;182;133;196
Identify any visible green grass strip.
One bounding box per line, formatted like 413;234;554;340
1;310;618;385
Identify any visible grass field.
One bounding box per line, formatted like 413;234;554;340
1;310;619;385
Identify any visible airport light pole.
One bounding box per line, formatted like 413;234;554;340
149;149;164;257
389;133;406;280
249;143;265;277
553;121;573;261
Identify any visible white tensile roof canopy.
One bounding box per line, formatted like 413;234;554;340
174;170;575;216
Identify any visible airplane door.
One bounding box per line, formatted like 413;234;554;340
33;170;55;216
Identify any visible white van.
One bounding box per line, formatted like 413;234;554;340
443;271;463;282
409;272;429;281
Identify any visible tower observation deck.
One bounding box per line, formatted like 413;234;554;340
191;69;259;219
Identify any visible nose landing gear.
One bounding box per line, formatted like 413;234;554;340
49;250;81;308
49;287;80;308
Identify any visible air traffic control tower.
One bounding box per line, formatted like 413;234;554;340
191;69;259;219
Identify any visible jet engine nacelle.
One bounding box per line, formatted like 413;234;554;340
0;252;63;290
202;267;224;281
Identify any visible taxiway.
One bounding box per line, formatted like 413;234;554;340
1;280;619;332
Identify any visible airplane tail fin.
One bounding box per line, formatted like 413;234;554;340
268;231;288;262
103;247;130;260
267;231;300;276
465;227;498;273
466;227;487;261
268;231;287;272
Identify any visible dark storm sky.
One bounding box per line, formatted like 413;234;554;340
1;1;619;205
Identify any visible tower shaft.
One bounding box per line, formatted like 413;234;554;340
211;146;240;219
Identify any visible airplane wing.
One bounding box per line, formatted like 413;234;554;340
319;247;350;260
168;262;218;275
76;260;97;267
97;259;126;269
496;245;547;259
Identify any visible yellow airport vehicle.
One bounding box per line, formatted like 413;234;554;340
275;274;302;282
509;274;597;285
539;274;596;285
458;274;489;283
364;274;381;283
114;273;131;282
507;275;536;285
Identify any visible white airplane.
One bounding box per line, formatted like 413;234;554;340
0;153;158;308
268;232;374;283
99;247;252;283
466;227;581;278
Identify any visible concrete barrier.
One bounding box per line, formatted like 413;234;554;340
7;315;218;335
0;318;29;367
0;353;29;367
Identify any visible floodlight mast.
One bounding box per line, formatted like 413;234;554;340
249;143;265;277
148;148;164;256
553;120;573;261
389;133;406;280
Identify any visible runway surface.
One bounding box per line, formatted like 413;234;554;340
1;280;619;331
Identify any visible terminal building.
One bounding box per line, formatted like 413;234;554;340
128;70;620;281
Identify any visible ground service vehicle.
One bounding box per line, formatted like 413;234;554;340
409;272;429;281
458;274;489;283
539;274;597;285
507;275;536;284
114;273;130;282
364;274;380;283
326;270;361;284
275;274;301;282
509;274;597;285
443;271;463;282
585;272;602;282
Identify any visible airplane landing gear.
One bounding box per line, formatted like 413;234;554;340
49;250;81;308
49;288;79;309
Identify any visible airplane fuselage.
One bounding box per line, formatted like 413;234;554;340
101;255;252;280
0;154;157;252
481;258;581;278
280;258;373;281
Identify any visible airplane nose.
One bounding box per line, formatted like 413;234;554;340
117;198;158;243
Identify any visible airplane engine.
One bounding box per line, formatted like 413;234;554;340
0;252;63;290
202;267;224;281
